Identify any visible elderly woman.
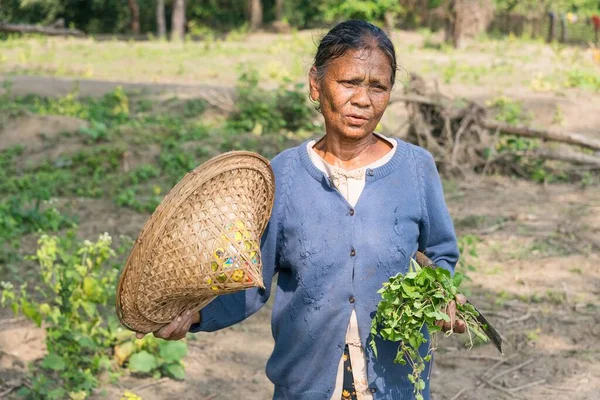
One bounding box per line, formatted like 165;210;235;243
139;20;467;400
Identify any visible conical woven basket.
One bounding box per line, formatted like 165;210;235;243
116;151;275;333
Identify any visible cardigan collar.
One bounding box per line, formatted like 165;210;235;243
298;135;408;187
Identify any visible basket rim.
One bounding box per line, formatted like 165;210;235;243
115;150;275;330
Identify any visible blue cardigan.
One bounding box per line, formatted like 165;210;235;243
191;138;459;400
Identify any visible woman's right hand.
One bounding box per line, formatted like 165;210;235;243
135;310;201;341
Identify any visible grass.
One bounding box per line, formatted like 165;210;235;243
0;31;598;94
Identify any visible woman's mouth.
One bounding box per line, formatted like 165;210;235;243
345;114;369;125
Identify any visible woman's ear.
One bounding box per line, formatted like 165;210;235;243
309;65;320;103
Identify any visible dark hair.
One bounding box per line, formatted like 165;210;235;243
313;20;397;86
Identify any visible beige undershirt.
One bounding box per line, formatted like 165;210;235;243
308;133;397;400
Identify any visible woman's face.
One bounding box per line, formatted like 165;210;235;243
310;48;393;141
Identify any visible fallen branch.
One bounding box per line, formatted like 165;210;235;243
482;120;600;152
481;379;524;399
533;148;600;168
128;377;169;393
510;379;546;393
506;312;532;325
0;23;85;37
449;388;467;400
0;386;16;399
480;354;519;381
489;359;535;383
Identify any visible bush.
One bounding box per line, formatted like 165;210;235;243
0;231;190;398
1;231;119;398
226;68;317;135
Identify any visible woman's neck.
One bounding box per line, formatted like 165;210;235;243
313;132;392;170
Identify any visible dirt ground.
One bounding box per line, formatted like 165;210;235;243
2;168;598;400
1;34;600;398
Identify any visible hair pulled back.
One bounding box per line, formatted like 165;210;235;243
313;20;397;86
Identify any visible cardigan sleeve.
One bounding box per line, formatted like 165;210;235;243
189;216;280;332
416;148;459;275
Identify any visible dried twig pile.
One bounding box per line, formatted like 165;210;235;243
392;74;600;180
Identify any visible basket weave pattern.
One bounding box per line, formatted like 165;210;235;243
116;152;274;333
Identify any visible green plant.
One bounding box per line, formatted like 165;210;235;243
183;99;207;118
79;121;110;143
127;335;188;380
1;231;119;399
457;234;481;281
370;259;487;400
442;61;458;84
552;105;565;125
319;0;403;23
226;67;316;134
486;95;530;126
114;186;162;213
0;197;77;242
564;69;600;92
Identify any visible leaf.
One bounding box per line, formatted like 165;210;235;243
48;387;67;399
41;353;66;371
453;272;464;288
128;351;157;373
22;300;42;326
114;341;136;366
165;363;186;380
77;335;96;349
159;340;188;363
405;272;417;279
80;301;97;319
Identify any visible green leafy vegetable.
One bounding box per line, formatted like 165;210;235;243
370;259;488;399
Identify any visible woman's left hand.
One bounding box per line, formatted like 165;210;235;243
436;293;468;333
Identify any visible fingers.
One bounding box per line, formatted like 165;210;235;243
454;319;467;334
135;332;146;339
149;310;194;341
443;300;456;332
435;296;469;334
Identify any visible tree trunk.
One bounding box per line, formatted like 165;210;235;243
171;0;186;41
127;0;140;35
446;0;494;48
275;0;283;21
249;0;263;31
156;0;166;38
0;23;84;37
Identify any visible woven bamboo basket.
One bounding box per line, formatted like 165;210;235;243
116;151;275;333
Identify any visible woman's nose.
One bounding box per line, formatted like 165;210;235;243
350;86;370;108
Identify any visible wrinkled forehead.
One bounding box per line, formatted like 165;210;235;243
329;48;393;79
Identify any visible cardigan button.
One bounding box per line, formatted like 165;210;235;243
370;387;377;393
349;208;355;216
350;248;356;257
349;296;355;303
367;169;374;176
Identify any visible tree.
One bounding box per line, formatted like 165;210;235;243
275;0;284;21
171;0;186;41
319;0;403;24
445;0;495;48
127;0;140;35
156;0;166;38
249;0;263;31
